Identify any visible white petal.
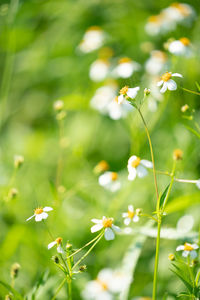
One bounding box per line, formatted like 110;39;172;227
133;215;139;222
128;155;138;164
176;245;184;251
160;82;168;93
118;94;124;104
127;87;140;99
122;212;128;218
112;224;121;232
128;205;134;212
57;245;64;254
43;206;53;212
48;241;57;249
190;250;197;259
124;218;131;226
172;73;183;78
41;212;48;219
91;218;102;224
35;214;44;222
167;79;177;91
140;159;153;169
192;244;199;250
136;165;148;178
99;172;111;186
157;80;163;87
182;250;189;257
104;228;115;240
128;170;137;181
91;224;103;233
26;214;35;221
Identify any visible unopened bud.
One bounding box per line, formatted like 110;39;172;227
144;88;151;96
181;104;189;113
136;208;142;216
14;155;24;169
54;100;64;112
79;265;87;272
94;160;109;174
10;263;20;279
168;253;175;261
52;255;59;264
8;188;18;199
56;111;67;121
66;243;72;250
173;149;183;161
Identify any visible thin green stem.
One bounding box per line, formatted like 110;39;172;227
181;87;200;96
140;213;158;222
67;278;72;300
162;162;176;212
72;232;104;270
137;107;159;201
152;217;161;300
52;277;67;300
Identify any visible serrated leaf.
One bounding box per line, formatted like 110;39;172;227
0;280;24;300
159;184;170;208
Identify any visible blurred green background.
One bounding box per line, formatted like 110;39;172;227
0;0;200;299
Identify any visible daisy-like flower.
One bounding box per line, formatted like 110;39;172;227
157;71;183;93
168;37;192;56
99;172;121;192
127;155;153;181
176;242;199;259
26;207;53;222
117;86;140;104
163;3;195;24
89;59;110;82
91;216;120;240
48;237;64;254
145;50;168;75
78;26;105;53
94;160;109;174
145;15;164;36
113;57;140;79
82;268;131;300
122;205;139;225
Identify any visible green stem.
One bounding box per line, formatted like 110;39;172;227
137;107;159;202
162;162;176;212
52;277;67;300
181;87;200;96
72;232;104;270
152;217;161;300
67;277;72;300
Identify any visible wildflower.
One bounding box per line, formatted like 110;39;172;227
168;37;191;56
173;149;183;160
78;26;105;53
82;268;130;300
48;237;64;254
89;59;110;82
113;57;140;79
176;242;199;259
145;15;164;36
157;71;183;93
117;86;140;104
53;100;64;111
26;206;53;222
127;155;153;181
122;205;140;225
91;216;120;240
163;3;195;24
99;171;121;192
168;253;175;261
145;50;167;75
181;104;189;112
14;155;24;169
94;160;109;174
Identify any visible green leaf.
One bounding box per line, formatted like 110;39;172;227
0;280;24;300
28;270;49;300
195;82;200;92
159;184;170;208
165;193;200;214
184;125;200;139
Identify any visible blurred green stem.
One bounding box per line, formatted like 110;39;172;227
52;278;67;300
152;216;161;300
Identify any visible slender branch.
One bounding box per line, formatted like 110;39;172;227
152;218;161;300
162;162;176;212
181;87;200;96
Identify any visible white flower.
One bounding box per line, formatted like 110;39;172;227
196;179;200;189
145;50;168;75
91;216;120;241
78;26;105;53
168;37;192;56
26;207;53;222
48;237;64;254
157;72;183;93
113;57;140;79
127;155;153;181
176;242;199;259
117;86;140;104
122;205;139;225
147;78;164;112
90;85;117;114
89;59;110;82
163;3;195;24
82;268;130;300
107;98;133;120
99;172;121;192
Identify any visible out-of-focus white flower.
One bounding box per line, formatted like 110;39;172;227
48;237;64;254
127;155;153;181
147;78;164;112
168;37;192;56
117;86;140;104
91;216;120;241
99;172;121;192
89;59;110;82
78;26;105;53
122;205;139;225
176;242;199;259
113;57;140;78
145;15;164;36
163;3;195;24
177;215;194;233
26;207;53;222
145;51;168;75
157;71;183;93
82;268;131;300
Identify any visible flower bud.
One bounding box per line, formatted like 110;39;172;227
94;160;109;174
144;88;151;96
10;263;20;279
56;111;67;121
53;100;64;112
136;208;142;216
52;255;59;264
173;149;183;161
181;104;189;113
168;253;175;261
79;265;87;272
14;155;24;169
66;243;72;250
8;188;18;199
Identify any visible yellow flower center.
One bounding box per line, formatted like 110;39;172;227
110;172;118;181
87;25;101;32
97;279;108;290
119;57;131;64
173;149;183;161
161;72;172;82
56;237;62;245
184;243;194;251
34;208;43;215
102;218;113;228
115;96;119;103
128;210;135;219
120;86;129;95
148;15;161;24
131;157;141;168
153;51;167;61
171;3;190;16
179;37;190;46
94;160;109;173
